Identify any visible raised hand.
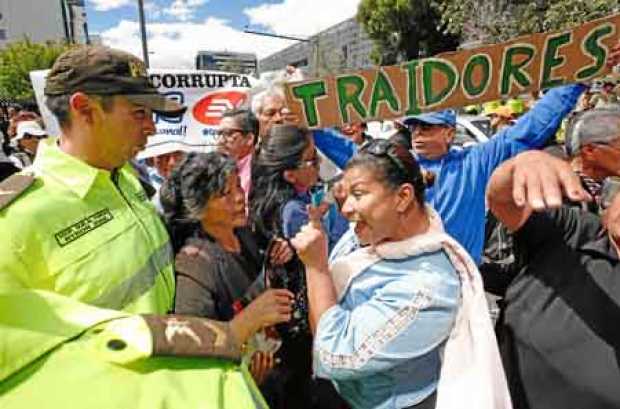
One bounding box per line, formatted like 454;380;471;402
488;151;592;231
290;204;329;272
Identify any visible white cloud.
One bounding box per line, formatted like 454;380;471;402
91;0;133;11
163;0;208;22
244;0;361;38
100;18;296;69
143;2;163;20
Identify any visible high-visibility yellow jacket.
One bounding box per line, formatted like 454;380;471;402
0;139;266;408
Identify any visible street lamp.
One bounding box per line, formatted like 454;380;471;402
243;26;319;75
243;27;310;43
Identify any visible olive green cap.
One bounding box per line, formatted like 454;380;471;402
44;45;186;117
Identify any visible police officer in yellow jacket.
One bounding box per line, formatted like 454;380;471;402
0;46;291;408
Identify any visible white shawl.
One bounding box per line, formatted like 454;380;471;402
329;208;513;409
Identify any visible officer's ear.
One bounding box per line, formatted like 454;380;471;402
69;93;97;125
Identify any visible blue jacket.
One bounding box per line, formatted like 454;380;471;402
315;84;585;264
315;250;460;409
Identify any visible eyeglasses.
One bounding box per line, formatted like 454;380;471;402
412;123;441;134
216;128;246;141
262;107;290;119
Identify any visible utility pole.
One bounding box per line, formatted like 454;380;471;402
137;0;150;67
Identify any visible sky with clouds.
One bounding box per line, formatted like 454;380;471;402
86;0;361;69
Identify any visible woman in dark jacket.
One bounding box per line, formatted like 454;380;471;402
161;151;293;384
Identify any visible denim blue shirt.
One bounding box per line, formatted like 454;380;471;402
315;84;585;264
315;250;460;409
281;192;349;251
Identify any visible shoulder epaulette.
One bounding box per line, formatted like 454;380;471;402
0;173;35;211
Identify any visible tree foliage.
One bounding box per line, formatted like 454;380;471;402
356;0;459;65
544;0;620;31
0;39;72;102
433;0;620;46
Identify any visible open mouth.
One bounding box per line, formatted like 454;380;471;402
354;220;367;236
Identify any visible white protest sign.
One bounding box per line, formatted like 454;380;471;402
30;69;258;158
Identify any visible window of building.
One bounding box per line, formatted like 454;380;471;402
0;29;6;40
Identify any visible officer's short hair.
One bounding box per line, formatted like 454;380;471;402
45;94;115;128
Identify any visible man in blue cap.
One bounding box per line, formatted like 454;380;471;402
318;83;585;265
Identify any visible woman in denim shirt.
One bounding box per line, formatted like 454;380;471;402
292;140;511;409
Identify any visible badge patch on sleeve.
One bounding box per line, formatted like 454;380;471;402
55;209;114;247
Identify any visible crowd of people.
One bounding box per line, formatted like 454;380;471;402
2;41;620;409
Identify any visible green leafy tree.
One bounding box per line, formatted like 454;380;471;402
433;0;620;45
0;38;72;102
544;0;620;31
357;0;459;65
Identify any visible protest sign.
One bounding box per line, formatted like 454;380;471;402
30;69;258;158
285;13;620;129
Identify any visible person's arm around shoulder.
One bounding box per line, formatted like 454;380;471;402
486;150;590;232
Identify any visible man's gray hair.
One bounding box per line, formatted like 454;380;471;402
565;107;620;156
250;86;285;116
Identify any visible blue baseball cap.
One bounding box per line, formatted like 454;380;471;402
401;110;457;127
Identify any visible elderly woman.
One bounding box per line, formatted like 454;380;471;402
161;151;294;384
292;140;511;409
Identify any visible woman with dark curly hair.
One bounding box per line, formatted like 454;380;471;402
161;151;294;385
249;124;349;409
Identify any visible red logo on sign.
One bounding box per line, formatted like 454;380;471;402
193;91;248;126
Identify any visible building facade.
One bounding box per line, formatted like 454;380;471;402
0;0;89;48
196;51;258;75
258;17;375;75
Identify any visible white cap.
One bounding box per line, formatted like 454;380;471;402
14;121;47;142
